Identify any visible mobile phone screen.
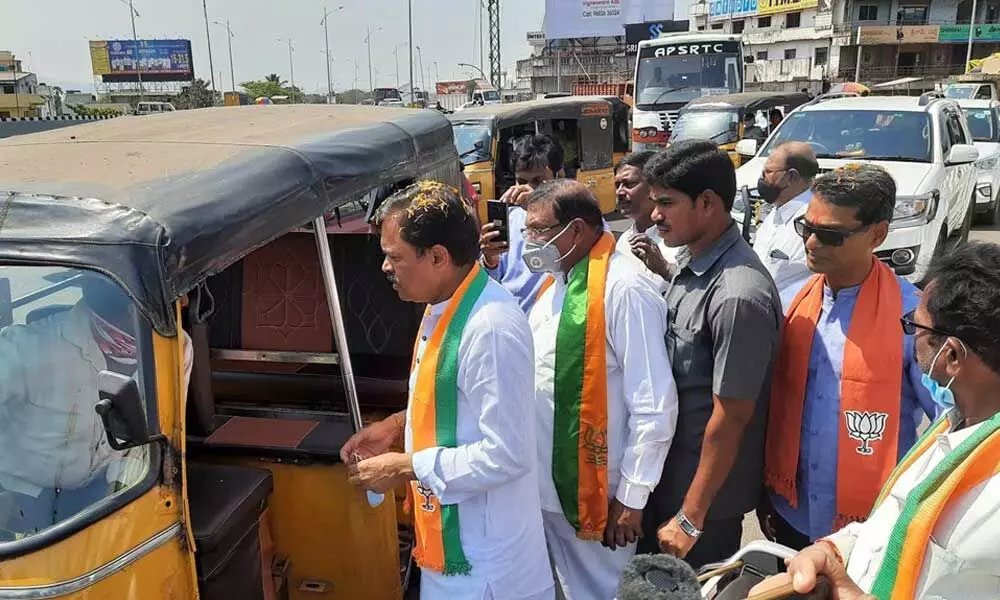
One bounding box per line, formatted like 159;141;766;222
487;200;509;245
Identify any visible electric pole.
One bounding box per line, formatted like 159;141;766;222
202;0;216;98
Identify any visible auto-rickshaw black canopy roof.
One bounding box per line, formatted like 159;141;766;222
0;105;457;334
682;91;813;112
449;95;616;129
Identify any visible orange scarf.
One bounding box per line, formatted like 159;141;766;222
535;232;614;540
409;264;488;575
765;258;903;529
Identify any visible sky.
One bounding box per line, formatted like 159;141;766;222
2;0;545;94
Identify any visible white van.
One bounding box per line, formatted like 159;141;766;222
135;101;177;116
733;93;978;282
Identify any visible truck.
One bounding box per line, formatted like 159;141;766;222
435;79;501;112
943;53;1000;101
372;87;405;107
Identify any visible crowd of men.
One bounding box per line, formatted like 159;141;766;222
342;133;1000;600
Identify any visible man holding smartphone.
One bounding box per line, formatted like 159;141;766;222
480;134;565;313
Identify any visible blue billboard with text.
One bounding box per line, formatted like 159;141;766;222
708;0;757;19
90;39;194;82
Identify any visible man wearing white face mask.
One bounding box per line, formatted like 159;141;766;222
751;241;1000;600
522;180;678;600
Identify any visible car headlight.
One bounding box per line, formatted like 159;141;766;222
891;190;939;229
977;155;999;171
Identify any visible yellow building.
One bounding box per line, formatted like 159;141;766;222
0;51;45;118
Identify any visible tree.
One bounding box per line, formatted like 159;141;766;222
174;79;221;109
240;76;305;103
264;73;285;86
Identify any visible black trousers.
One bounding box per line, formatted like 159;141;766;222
637;515;744;570
756;494;812;551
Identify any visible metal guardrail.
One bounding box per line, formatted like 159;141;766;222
835;64;966;83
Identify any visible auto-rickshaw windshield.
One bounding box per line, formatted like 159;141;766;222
454;124;492;165
0;265;153;544
671;109;741;144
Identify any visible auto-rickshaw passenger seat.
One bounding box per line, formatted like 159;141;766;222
187;461;274;600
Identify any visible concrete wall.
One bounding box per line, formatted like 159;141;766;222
0;117;119;139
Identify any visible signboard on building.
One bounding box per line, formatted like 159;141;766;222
708;0;757;20
89;39;194;82
624;20;691;53
938;24;1000;42
858;25;939;45
756;0;817;15
527;30;547;44
544;0;675;39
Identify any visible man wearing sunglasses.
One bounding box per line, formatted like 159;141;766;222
762;163;937;551
522;179;678;600
751;241;1000;599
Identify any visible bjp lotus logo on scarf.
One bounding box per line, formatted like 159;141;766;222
416;483;437;512
844;410;889;456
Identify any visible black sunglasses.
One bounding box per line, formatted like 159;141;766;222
793;216;869;247
900;310;956;338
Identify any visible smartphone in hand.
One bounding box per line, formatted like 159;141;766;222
486;199;509;245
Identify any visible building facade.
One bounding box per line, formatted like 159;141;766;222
0;51;44;119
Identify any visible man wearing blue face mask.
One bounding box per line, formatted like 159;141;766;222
523;179;678;600
751;241;1000;600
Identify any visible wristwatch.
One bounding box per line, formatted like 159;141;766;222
676;510;703;539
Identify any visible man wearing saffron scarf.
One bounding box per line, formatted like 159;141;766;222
761;164;937;551
341;182;553;600
523;179;678;600
751;241;1000;599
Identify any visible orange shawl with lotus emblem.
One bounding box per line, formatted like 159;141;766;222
765;258;903;530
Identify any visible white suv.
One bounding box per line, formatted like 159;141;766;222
733;94;979;282
958;98;1000;225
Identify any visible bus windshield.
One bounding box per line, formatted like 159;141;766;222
635;51;741;109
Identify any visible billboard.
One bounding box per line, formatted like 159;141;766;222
436;81;471;95
756;0;818;15
709;0;757;20
624;20;691;53
544;0;676;40
939;24;1000;42
89;39;194;82
858;25;939;45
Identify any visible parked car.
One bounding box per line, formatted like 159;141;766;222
958;98;1000;225
733;93;979;282
134;101;176;116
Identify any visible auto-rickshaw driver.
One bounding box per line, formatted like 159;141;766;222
0;273;192;542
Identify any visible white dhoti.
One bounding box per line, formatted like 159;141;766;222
421;570;556;600
543;510;635;600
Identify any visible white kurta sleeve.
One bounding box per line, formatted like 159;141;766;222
607;278;678;510
824;521;865;564
411;300;535;506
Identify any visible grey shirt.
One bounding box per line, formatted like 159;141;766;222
650;222;782;522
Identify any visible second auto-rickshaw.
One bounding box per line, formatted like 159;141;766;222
450;95;631;220
0;104;460;599
670;91;812;167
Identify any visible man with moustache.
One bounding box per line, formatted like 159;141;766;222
524;179;677;600
639;140;782;568
341;181;553;600
613;151;679;286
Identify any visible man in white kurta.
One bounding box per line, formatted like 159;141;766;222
523;180;679;600
344;181;553;600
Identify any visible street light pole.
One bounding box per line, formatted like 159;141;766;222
202;0;216;97
966;0;980;72
408;0;415;105
288;39;296;104
416;45;426;96
213;20;236;93
458;62;488;81
127;0;145;102
366;27;375;96
321;7;337;104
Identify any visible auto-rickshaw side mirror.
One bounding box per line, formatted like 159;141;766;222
95;371;159;451
0;278;11;328
736;138;759;157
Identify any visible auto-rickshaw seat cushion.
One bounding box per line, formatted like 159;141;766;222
187;462;273;557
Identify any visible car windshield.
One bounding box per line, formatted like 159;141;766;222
945;84;991;100
453;124;492;165
481;89;500;102
635;53;741;108
761;109;933;162
963;107;998;142
0;266;152;543
671;109;741;144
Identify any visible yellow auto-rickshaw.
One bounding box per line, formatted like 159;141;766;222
0;105;461;599
451;95;631;221
670;91;812;167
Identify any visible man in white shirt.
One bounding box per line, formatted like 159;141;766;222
0;275;193;540
750;241;1000;599
342;181;553;600
752;141;817;312
522;179;678;600
613;151;679;287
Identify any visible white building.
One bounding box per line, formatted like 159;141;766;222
690;0;836;90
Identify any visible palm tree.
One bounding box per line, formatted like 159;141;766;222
264;73;287;86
